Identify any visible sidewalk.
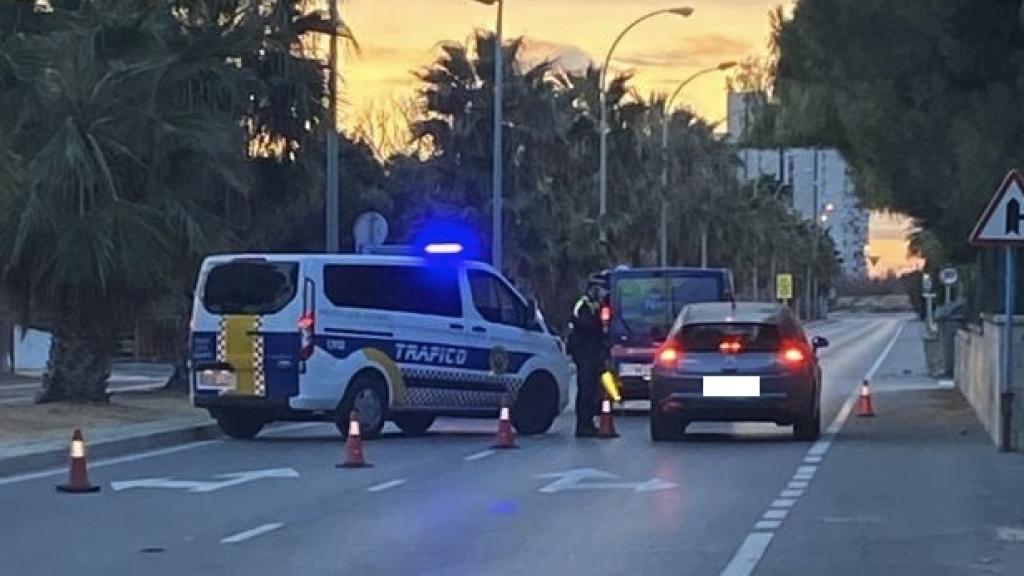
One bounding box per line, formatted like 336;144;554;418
0;390;217;476
758;321;1024;575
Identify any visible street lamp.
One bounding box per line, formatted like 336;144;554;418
473;0;505;271
659;61;737;267
325;0;341;252
598;6;694;245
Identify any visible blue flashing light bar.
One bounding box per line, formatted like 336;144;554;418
424;243;464;255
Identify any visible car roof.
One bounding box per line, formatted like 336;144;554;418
678;302;790;325
201;253;497;272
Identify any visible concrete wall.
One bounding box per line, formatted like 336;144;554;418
955;315;1024;449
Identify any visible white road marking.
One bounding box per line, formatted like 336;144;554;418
0;421;321;487
464;450;495;462
111;468;300;493
720;533;774;576
719;319;907;576
367;479;406;493
0;440;221;487
220;523;284;544
996;527;1024;542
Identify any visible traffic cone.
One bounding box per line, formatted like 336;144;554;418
597;399;619;438
337;411;372;468
857;380;876;417
56;429;100;493
492;404;518;449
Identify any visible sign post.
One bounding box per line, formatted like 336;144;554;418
940;267;959;304
922;273;936;332
969;169;1024;451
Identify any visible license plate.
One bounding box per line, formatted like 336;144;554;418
199;370;237;390
702;376;760;398
619;363;652;380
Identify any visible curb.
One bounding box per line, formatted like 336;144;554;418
0;422;222;477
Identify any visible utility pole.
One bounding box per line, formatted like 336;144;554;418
325;0;341;253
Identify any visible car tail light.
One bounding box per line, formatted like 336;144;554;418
780;343;807;367
656;346;681;368
298;312;315;360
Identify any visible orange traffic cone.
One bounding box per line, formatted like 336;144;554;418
597;399;619;438
857;380;876;417
337;411;372;468
56;429;100;493
492;404;518;449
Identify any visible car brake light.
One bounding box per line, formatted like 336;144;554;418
600;305;612;324
298;312;315;360
719;340;742;354
780;344;806;366
657;346;680;367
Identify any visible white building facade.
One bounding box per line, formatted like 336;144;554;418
727;92;869;278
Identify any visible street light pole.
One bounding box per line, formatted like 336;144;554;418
659;62;736;267
473;0;505;271
325;0;341;253
598;6;693;245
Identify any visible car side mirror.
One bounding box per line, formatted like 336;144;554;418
812;336;829;350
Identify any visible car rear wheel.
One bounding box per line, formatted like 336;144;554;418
512;374;559;435
392;412;436;436
215;411;264;440
650;413;682;441
793;399;821;441
336;372;388;440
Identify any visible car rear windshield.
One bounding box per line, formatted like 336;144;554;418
616;276;723;339
679;323;781;353
203;261;299;315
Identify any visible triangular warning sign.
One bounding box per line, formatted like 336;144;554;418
970;170;1024;245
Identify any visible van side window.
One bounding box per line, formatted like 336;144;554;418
324;265;462;318
468;270;527;327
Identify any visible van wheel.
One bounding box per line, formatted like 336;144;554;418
215;412;264;440
393;413;436;436
336;371;388;439
512;374;559;435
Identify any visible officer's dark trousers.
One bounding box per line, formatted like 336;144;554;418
573;352;601;430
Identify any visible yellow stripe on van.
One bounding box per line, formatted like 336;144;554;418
221;315;260;396
363;348;405;405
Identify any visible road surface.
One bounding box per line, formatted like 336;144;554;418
3;314;1019;575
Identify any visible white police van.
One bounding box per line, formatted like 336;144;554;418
189;251;571;439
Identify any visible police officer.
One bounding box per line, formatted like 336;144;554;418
568;278;606;437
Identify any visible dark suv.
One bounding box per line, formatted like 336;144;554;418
604;267;734;401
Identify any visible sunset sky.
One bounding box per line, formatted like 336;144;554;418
333;0;916;276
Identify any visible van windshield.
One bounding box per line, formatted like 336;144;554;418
615;276;722;340
203;261;298;315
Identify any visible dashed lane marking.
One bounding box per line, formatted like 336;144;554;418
464;450;495;462
718;320;906;576
220;523;284;544
367;479;406;493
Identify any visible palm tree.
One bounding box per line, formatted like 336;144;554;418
0;0;249;402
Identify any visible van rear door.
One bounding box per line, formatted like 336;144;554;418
198;259;300;397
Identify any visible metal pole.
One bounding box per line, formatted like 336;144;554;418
659;113;669;266
491;0;504;270
325;0;341;253
1002;246;1016;451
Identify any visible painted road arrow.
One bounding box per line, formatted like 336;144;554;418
111;467;300;493
535;468;677;494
